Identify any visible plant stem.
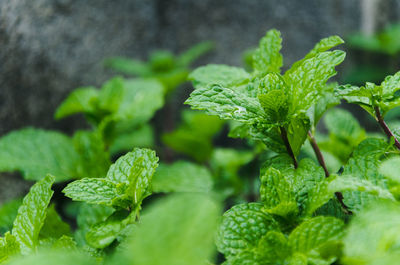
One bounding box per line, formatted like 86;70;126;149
374;106;400;150
279;126;298;168
307;131;352;215
308;131;329;178
335;191;352;215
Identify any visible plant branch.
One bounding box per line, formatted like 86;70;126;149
374;106;400;150
279;126;298;168
308;131;329;177
307;131;352;215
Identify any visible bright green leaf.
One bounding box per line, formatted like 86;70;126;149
288;216;344;263
216;203;279;256
153;161;213;193
109;124;155;155
63;178;122;207
106;149;158;206
252;29;283;73
0;232;20;263
0;199;22;235
260;167;298;217
185;84;264;123
39;204;71;240
104;57;151;76
12;175;55;255
329;176;394;201
73;131;110;179
54;87;98;120
380;156;400;183
0;128;79;182
125;193;221;265
7;250;97;265
285;51;346;115
189;64;250;88
343;201;400;264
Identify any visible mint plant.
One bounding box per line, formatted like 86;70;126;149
2;28;400;265
186;29;400;264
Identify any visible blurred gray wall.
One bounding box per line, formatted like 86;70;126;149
0;0;399;200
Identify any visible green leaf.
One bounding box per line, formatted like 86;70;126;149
286;115;311;156
0;232;20;263
162;129;213;162
109;124;155;155
185;84;264;123
324;108;363;140
258;90;289;124
0;128;80;182
106;149;158;206
39;204;71;240
288;216;344;263
261;158;331;218
153;161;213;193
162;110;224;162
12;175;55;255
76;204;114;232
85;222;122;249
223;251;265;265
51;236;77;251
303;180;332;217
287;36;344;77
63;178;122;207
285;253;308;265
260;167;298;217
0;199;22;235
7;250;97;265
380;71;400;98
84;210;130;249
380;156;400;183
154;69;188;94
307;84;340;128
98;77;124;113
75;204;114;246
335;84;373;112
294;159;333;215
113;78;164;123
149;50;175;72
340;138;390;212
73;131;110;179
252;29;283;73
306;36;345;59
104;57;151;76
54;87;99;120
285;50;346;115
124;193;221;265
216;203;279;256
343;201;400;264
258;231;290;263
210;148;254;178
189;64;250;88
329;176;394;201
337;71;400;117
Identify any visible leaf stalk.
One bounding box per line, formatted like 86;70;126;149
374;106;400;150
307;131;352;215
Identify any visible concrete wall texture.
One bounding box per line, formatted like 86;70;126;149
0;0;399;200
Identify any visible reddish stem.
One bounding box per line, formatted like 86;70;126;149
375;106;400;150
307;131;352;215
